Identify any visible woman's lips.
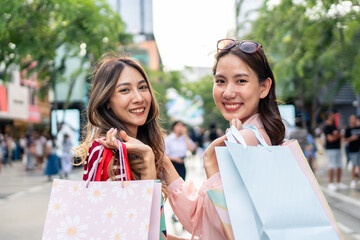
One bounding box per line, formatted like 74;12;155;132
223;103;242;111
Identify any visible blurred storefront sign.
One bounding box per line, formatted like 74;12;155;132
0;85;8;114
28;105;41;123
7;83;29;120
0;83;41;123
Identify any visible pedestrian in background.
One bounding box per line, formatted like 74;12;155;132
305;131;317;173
343;114;360;189
25;132;35;171
0;134;3;173
34;131;46;169
290;117;309;153
19;134;27;165
209;122;219;141
324;111;347;191
165;120;196;181
44;135;60;181
60;134;73;178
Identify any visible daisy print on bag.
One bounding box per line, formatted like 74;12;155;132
125;208;138;223
109;227;127;240
87;184;107;204
51;179;64;193
111;181;138;199
101;206;119;224
48;198;67;216
141;182;154;201
138;218;150;239
68;184;83;198
56;215;87;240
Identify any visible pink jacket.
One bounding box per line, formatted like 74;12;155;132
168;114;271;239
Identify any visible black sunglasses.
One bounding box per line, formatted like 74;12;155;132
217;39;262;54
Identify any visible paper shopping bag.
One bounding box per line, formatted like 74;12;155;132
216;125;342;240
206;188;235;240
42;179;162;240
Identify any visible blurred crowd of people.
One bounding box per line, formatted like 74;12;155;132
0;130;74;181
288;111;360;191
166;112;360;193
2;110;360;190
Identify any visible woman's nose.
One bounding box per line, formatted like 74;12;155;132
223;84;236;99
132;90;144;103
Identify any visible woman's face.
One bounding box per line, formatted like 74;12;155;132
213;53;270;123
108;66;152;135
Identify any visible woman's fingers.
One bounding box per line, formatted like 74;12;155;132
230;118;242;130
120;130;130;142
96;128;119;149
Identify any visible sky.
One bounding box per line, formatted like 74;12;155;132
153;0;236;70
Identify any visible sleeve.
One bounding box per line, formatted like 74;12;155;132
82;141;102;181
168;173;225;236
189;137;196;150
164;136;170;156
323;125;330;136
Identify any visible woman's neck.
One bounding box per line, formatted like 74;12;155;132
128;126;138;138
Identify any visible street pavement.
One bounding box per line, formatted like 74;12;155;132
0;146;360;239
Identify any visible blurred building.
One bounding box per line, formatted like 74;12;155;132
108;0;160;70
0;62;50;137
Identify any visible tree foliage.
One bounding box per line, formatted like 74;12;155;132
244;0;360;128
0;0;132;132
184;75;229;130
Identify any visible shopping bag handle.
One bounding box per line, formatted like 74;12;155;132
226;125;271;151
86;145;104;188
85;139;128;188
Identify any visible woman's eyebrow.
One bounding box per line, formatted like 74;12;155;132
138;80;146;85
116;82;130;88
214;73;249;78
234;73;249;78
116;79;147;88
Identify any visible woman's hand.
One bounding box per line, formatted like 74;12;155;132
119;130;156;180
96;128;119;149
96;128;156;179
203;118;242;178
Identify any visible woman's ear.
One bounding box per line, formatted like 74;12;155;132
260;77;272;99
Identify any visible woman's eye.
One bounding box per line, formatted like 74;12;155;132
215;79;225;84
139;85;148;90
237;79;247;83
119;88;129;93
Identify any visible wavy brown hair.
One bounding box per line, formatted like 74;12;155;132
212;43;285;145
74;53;167;197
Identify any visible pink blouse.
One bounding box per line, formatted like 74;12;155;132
168;114;271;239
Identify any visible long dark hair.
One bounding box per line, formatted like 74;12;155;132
75;53;167;195
212;45;285;145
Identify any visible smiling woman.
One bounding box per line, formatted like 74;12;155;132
74;52;166;187
107;66;152;136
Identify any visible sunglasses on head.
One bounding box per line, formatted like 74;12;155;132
217;39;262;54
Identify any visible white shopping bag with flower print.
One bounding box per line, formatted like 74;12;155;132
42;179;162;240
42;142;162;240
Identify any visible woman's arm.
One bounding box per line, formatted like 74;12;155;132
162;155;180;185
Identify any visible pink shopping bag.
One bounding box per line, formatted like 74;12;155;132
42;141;162;240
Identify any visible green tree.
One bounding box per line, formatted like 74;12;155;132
0;0;131;132
146;67;185;131
184;75;229;130
244;0;360;129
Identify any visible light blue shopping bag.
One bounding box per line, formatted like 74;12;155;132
215;125;342;240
